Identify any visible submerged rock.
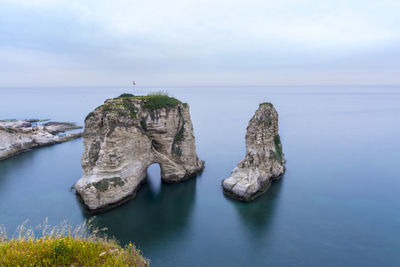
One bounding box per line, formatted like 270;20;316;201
0;120;82;161
75;94;204;211
222;103;285;201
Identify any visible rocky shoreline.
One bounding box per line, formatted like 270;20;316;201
0;119;83;161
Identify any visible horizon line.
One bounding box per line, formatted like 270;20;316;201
1;84;400;89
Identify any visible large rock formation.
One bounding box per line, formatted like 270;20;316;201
75;93;204;211
0;120;82;161
222;103;285;201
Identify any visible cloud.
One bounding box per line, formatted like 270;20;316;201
1;0;400;86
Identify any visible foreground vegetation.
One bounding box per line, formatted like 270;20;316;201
0;219;148;267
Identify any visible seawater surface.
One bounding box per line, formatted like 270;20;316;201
0;86;399;266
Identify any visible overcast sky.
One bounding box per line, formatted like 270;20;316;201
1;0;400;87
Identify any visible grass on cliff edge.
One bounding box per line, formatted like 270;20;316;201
0;219;148;267
115;91;185;110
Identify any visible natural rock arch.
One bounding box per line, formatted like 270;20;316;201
75;94;204;211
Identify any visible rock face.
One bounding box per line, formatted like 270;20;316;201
75;94;204;211
222;103;285;201
0;120;82;161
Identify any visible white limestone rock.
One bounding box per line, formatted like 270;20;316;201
0;120;82;160
74;94;204;211
222;103;285;201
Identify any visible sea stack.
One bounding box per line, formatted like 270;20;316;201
75;93;204;211
222;103;285;201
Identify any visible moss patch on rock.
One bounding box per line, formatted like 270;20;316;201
5;128;16;134
260;102;274;108
140;117;147;131
171;107;185;157
121;100;137;119
258;113;272;127
85;112;95;121
90;177;126;192
269;135;283;161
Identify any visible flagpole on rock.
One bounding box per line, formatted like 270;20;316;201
132;80;136;93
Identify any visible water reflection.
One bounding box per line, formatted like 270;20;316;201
225;177;284;239
80;170;199;248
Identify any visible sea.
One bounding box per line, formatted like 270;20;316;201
0;85;399;266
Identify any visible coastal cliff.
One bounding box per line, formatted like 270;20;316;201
0;120;82;161
222;103;285;201
75;93;204;211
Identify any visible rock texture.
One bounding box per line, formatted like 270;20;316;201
0;120;82;160
222;103;285;201
75;94;204;211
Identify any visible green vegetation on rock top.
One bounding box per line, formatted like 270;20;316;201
85;91;186;121
97;100;137;119
114;91;184;110
118;93;135;98
260;102;274;107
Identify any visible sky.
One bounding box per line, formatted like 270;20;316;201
1;0;400;87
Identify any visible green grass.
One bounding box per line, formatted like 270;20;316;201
118;93;134;98
114;91;184;111
0;220;148;267
98;101;137;119
143;95;181;110
86;91;185;122
0;237;148;266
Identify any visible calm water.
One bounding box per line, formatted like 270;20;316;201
0;86;399;266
